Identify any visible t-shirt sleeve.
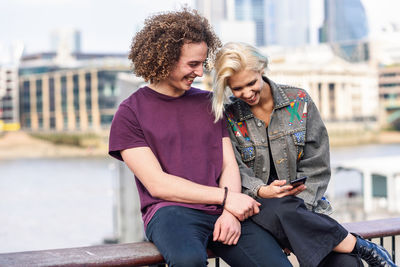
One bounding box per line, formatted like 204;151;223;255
108;103;148;161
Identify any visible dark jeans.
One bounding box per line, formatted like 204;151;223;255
252;196;362;267
146;205;292;267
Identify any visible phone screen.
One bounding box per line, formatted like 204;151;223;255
290;176;307;188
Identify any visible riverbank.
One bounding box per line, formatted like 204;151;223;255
0;131;108;160
329;130;400;147
2;130;400;160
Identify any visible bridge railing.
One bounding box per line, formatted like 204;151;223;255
0;217;399;267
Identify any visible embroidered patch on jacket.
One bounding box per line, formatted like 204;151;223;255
226;113;250;141
286;101;301;125
285;90;308;126
297;150;303;160
241;146;255;162
293;130;305;145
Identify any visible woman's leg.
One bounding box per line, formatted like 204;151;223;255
330;230;396;266
318;252;363;267
251;196;396;267
252;196;348;266
333;233;356;253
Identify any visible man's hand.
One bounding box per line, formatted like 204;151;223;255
213;210;241;245
224;191;261;221
258;180;306;199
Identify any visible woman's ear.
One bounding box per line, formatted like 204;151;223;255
260;69;265;75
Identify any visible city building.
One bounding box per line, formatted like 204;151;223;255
195;0;226;25
234;0;266;46
378;65;400;130
0;66;20;131
196;0;257;46
51;28;81;54
321;0;369;62
265;0;310;47
0;42;24;132
197;0;318;48
18;52;130;132
261;44;379;144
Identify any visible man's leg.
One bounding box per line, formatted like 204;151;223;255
146;206;215;267
209;219;292;267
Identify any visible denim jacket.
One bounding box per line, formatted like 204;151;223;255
225;77;332;214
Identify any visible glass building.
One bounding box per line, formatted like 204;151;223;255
322;0;369;62
235;0;266;46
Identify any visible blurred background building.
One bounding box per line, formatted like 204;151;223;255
0;0;400;135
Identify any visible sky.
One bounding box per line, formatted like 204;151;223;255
0;0;194;54
1;0;400;55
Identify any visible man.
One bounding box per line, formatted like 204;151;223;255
109;9;292;267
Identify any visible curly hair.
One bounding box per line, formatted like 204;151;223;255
128;8;221;83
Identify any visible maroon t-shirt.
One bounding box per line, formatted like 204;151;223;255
109;86;228;228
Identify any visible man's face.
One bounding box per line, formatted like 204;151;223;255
160;41;208;96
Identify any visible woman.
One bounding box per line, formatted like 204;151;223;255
212;42;396;267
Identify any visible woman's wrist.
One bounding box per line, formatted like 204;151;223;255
257;184;267;198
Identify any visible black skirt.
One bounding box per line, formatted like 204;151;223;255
251;196;356;267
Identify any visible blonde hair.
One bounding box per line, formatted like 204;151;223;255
212;42;268;122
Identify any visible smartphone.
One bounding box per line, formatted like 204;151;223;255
290;176;308;188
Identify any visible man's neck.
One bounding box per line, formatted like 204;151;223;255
148;82;186;97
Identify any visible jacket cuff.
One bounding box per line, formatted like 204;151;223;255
250;183;265;198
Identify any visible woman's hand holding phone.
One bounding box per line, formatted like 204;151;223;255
257;178;306;199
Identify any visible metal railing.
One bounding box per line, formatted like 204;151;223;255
0;217;399;266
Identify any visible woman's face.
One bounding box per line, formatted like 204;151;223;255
227;68;265;106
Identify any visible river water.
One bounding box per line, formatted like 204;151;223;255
0;157;117;253
1;143;400;254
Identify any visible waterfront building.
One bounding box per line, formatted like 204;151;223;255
0;43;24;131
378;65;400;130
261;44;379;144
0;66;20;131
18;52;130;132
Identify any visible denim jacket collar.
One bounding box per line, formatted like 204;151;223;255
227;76;291;122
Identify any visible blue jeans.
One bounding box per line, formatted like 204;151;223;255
146;205;292;267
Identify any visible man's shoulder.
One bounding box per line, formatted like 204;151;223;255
120;86;147;105
187;87;212;98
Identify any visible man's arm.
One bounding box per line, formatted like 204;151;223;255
219;137;241;193
121;146;259;219
213;137;262;245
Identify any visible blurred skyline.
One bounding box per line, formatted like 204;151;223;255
0;0;400;54
0;0;194;54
